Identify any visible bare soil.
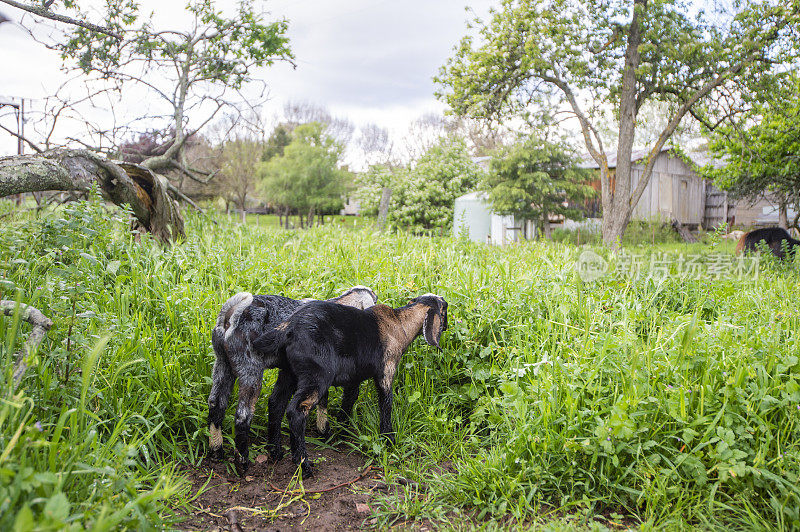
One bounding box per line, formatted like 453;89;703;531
174;444;390;531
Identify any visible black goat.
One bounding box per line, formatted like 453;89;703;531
736;227;800;260
207;286;377;471
253;294;448;478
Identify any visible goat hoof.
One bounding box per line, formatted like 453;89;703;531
233;453;251;476
235;460;251;476
293;457;314;478
269;449;284;462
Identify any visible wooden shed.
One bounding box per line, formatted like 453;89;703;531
581;148;707;226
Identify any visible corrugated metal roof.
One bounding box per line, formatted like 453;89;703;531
686;151;726;169
455;191;489;201
579;147;725;170
578;147;668;169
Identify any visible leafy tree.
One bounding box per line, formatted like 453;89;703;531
353;165;399;217
485;137;595;238
262;124;293;162
0;0;292;242
436;0;800;246
389;139;483;233
218;137;263;223
258;122;346;229
5;0;292;179
705;74;800;229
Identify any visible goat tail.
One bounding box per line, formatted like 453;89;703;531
252;326;290;364
216;292;253;332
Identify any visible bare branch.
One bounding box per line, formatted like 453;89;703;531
0;123;43;153
172;160;217;184
0;0;122;39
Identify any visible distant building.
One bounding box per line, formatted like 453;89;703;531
454;192;535;245
340;197;360;216
465;148;791;237
580;148;706;227
732;195;797;227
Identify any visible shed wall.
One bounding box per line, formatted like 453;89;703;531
628;153;705;225
454;196;492;243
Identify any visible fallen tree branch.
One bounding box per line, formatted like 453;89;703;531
1;301;53;389
671;218;699;243
0;150;185;244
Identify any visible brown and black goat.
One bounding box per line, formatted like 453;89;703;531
208;286;377;473
252;294;448;478
736;227;800;260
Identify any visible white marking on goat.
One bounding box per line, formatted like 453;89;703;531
224;293;253;339
316;405;329;432
382;360;396;391
216;292;252;327
209;424;223;450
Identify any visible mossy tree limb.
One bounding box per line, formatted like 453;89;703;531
0;300;53;390
0;150;184;243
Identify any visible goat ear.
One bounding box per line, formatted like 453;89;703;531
422;307;443;348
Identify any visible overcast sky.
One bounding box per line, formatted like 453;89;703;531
0;0;495;158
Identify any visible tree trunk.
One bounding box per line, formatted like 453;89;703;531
778;199;788;229
240;206;246;224
0;150;184;244
600;1;644;248
377;187;392;230
541;213;552;240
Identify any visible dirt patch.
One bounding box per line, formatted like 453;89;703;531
174;444;389;531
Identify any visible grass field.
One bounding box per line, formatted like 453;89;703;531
1;197;799;530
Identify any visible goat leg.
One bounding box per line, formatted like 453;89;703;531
207;355;235;461
336;384;360;427
266;369;295;462
375;379;396;445
233;374;263;475
286;386;320;478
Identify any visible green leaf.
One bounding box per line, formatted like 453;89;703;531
44;492;71;522
106;260;121;275
13;504;34;532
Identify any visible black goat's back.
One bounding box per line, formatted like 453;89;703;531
253;301;386;384
741;227;800;259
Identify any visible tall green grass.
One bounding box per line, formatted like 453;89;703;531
1;196;798;529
